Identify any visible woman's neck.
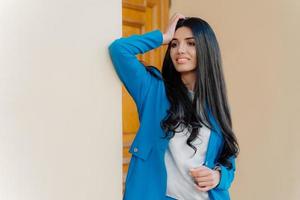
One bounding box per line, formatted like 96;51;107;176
181;70;196;91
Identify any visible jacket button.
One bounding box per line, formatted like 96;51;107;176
133;147;138;153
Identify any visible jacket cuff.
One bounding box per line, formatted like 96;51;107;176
147;29;163;46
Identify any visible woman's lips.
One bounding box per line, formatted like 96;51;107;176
176;58;189;64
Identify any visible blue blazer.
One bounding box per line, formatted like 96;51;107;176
108;30;236;200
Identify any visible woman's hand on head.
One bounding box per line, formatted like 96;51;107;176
162;13;185;45
189;165;220;192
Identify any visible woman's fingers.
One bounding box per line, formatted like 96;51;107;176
190;166;210;177
197;181;214;187
169;13;185;31
194;176;213;182
189;166;220;191
190;169;211;178
169;12;183;24
162;13;185;44
195;185;211;192
169;13;179;23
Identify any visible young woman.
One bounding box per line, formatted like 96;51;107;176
109;13;239;200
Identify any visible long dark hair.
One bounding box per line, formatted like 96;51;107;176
160;17;239;168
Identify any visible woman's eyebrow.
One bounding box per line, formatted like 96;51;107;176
185;37;195;40
172;37;195;41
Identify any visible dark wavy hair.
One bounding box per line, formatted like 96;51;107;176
160;17;239;168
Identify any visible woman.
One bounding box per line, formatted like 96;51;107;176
108;13;239;200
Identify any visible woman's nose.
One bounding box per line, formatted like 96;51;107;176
177;43;186;54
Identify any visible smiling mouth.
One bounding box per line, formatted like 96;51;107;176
176;58;189;64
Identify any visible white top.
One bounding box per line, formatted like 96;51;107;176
164;90;211;200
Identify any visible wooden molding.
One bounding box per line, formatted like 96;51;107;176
123;1;146;11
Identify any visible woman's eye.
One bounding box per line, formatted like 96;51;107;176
188;41;195;46
170;42;177;48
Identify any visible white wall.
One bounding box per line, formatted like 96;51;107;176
0;0;122;199
171;0;300;199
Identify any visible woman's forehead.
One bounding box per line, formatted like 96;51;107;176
173;27;194;40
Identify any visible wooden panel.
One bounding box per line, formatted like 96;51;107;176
123;0;147;11
121;0;169;192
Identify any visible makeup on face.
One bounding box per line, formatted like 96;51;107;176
170;27;197;73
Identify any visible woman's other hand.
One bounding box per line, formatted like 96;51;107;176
189;165;220;192
162;13;185;45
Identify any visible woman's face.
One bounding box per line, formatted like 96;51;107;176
170;26;197;74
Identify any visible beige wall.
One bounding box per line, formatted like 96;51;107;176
171;0;300;199
0;0;122;199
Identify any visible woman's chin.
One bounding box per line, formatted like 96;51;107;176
174;66;196;73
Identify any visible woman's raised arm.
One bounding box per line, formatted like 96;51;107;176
108;30;163;112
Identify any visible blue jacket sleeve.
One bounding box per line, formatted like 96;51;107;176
108;30;163;112
215;155;236;191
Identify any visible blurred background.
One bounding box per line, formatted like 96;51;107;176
1;0;299;199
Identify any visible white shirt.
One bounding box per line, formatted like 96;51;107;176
164;90;211;200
